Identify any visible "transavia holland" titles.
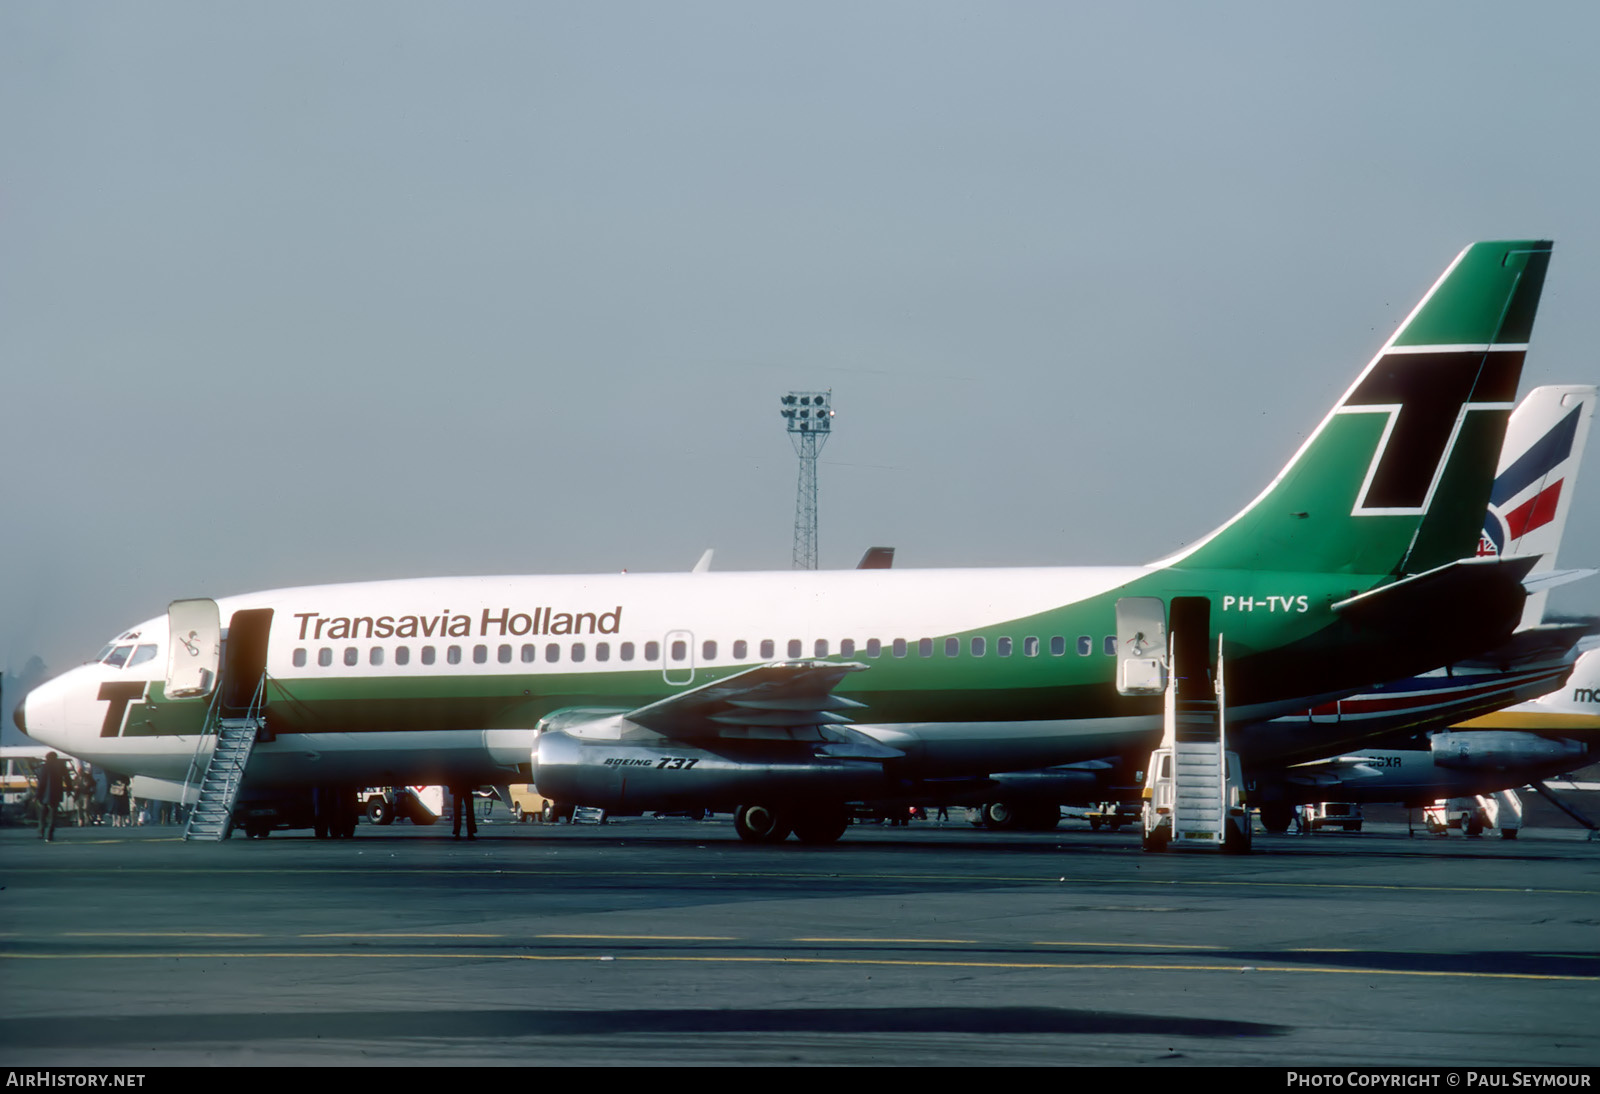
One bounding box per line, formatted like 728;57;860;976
292;607;623;641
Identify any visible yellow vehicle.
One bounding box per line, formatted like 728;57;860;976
504;784;566;823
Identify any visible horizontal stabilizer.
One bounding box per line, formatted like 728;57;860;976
625;660;870;739
1457;622;1593;670
1523;567;1596;593
1332;555;1537;666
1333;555;1536;620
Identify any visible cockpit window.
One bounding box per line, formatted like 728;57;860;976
104;645;134;669
127;645;158;668
93;644;114;664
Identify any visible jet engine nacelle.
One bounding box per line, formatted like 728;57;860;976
531;728;891;811
1430;731;1585;771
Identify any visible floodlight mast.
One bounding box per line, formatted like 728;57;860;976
779;390;833;570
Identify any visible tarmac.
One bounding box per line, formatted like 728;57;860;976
2;812;1598;1067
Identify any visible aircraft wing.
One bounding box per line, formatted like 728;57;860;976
1283;755;1392;787
624;661;891;751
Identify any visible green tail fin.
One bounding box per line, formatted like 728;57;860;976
1166;240;1552;575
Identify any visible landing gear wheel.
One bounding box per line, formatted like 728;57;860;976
511;804;524;824
791;807;850;845
983;802;1018;830
733;804;792;843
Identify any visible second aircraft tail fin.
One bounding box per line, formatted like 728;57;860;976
1480;384;1598;626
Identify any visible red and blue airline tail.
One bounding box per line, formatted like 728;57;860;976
1478;384;1598;626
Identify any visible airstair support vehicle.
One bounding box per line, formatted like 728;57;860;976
1132;596;1251;853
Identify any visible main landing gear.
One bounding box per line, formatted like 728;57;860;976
733;803;851;845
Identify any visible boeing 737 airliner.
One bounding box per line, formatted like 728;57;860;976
15;241;1557;842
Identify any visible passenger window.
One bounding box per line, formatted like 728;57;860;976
918;638;933;657
945;637;960;657
644;641;659;662
622;642;637;661
892;639;907;658
571;643;586;662
370;647;384;666
344;647;358;666
998;637;1013;658
841;639;855;657
702;640;717;661
421;646;436;665
395;646;410;666
473;645;488;665
814;639;828;657
866;638;882;658
319;648;333;667
1051;636;1066;656
128;645;158;668
787;639;802;658
447;646;461;665
596;642;610;662
671;640;687;661
971;636;986;657
498;644;512;664
546;643;561;663
521;644;537;663
760;639;775;659
293;648;307;668
1077;636;1092;656
1023;636;1039;657
1103;636;1117;656
733;640;747;659
105;645;133;669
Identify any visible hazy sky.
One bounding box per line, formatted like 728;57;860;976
4;1;1600;674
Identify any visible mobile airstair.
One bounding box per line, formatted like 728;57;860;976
183;677;265;841
1133;596;1250;853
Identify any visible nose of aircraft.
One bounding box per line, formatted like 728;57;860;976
12;670;75;753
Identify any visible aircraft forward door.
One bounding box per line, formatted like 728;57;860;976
166;599;221;699
663;629;696;686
